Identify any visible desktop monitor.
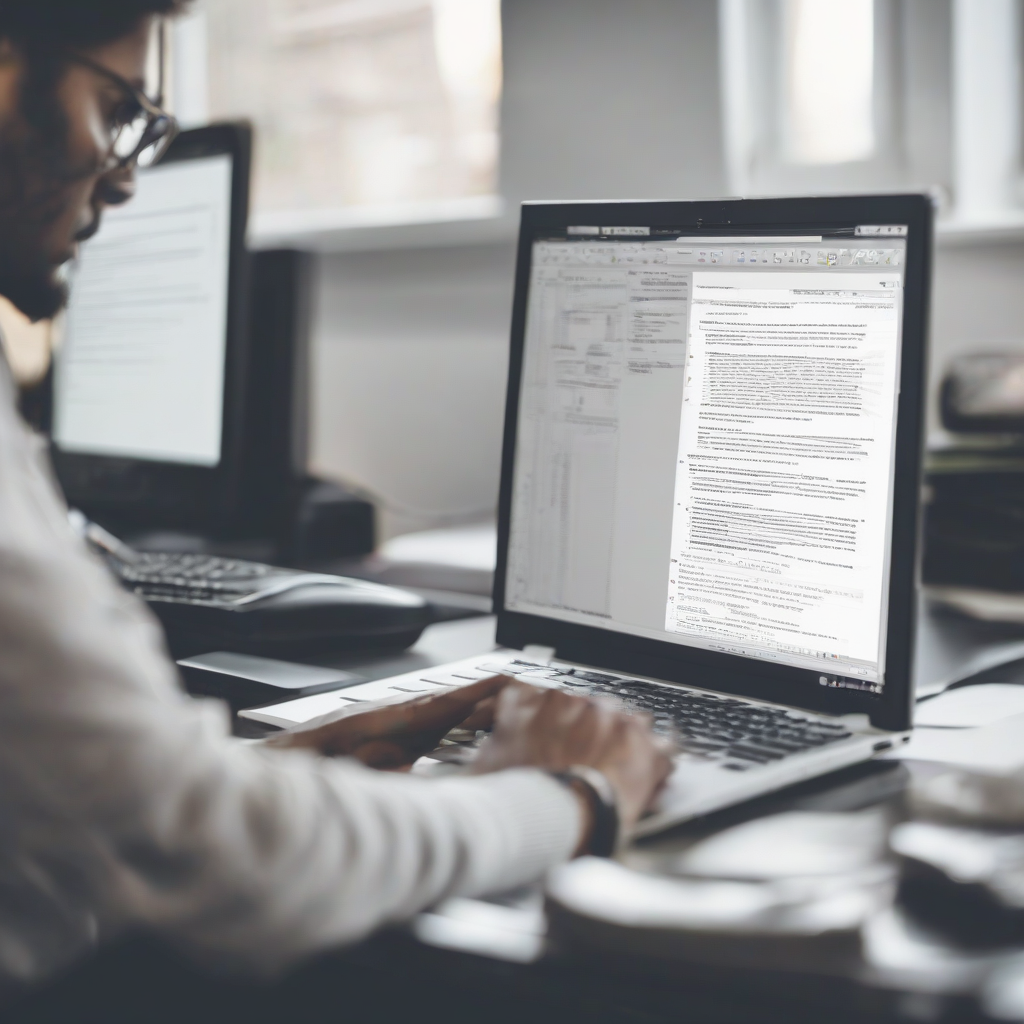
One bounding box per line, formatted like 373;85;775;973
51;123;251;532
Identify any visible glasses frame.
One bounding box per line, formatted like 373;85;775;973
64;21;179;171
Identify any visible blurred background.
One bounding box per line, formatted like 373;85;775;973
7;0;1024;544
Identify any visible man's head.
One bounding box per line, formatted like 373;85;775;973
0;1;184;321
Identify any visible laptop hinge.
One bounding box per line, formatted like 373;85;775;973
523;644;556;665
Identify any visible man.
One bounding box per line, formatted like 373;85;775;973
0;0;670;998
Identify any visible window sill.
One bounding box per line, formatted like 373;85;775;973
248;200;1024;253
248;195;517;253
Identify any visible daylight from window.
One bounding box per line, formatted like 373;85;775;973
782;0;875;165
187;0;502;215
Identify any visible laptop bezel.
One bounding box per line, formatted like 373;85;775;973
494;194;932;733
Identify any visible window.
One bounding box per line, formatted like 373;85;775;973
950;0;1024;220
719;0;952;202
172;0;502;223
781;0;875;166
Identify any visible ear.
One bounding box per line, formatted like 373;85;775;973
0;40;20;122
0;38;20;72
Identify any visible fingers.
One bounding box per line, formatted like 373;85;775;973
349;739;416;770
376;674;515;740
458;695;498;732
476;680;675;835
290;671;674;831
271;675;514;759
490;679;547;734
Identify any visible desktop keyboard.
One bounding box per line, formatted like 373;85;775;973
115;553;303;606
479;660;853;771
77;515;431;656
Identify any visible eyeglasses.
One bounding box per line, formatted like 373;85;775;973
64;22;179;171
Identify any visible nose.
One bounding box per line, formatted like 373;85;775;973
94;166;136;207
75;167;137;243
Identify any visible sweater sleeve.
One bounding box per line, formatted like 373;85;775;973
0;366;580;982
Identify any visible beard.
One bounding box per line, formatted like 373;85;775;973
0;222;68;322
0;59;100;322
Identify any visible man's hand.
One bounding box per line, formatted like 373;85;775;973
269;674;674;842
266;675;509;769
473;681;673;836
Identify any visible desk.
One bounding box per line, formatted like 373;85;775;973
4;762;955;1024
916;594;1024;695
14;604;1024;1023
292;603;1024;1020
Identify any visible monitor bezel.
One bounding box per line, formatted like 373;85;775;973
51;123;252;533
494;195;932;733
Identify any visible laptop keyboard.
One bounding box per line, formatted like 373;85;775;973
475;660;854;772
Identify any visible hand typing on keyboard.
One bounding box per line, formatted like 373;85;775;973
474;681;673;838
268;675;672;842
267;674;509;769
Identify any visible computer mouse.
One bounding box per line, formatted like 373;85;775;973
149;574;431;658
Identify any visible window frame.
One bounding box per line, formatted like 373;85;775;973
719;0;949;199
168;0;506;250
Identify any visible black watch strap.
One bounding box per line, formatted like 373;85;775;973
553;765;619;857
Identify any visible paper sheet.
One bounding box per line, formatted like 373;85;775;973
915;684;1024;728
915;636;1024;699
887;712;1024;773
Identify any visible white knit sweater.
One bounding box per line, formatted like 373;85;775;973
0;357;579;984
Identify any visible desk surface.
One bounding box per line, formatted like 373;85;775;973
18;603;1024;1023
290;613;497;683
277;601;1024;1022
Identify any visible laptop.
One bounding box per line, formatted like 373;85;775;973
244;194;932;837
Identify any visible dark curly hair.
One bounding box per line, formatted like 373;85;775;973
0;1;188;49
0;1;189;201
0;2;190;324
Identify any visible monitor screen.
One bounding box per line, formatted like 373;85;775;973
53;153;233;467
505;227;907;694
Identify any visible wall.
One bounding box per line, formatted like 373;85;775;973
309;242;516;540
930;240;1024;437
500;0;726;204
308;0;728;542
305;0;1024;543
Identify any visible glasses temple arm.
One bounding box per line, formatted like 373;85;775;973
156;19;166;108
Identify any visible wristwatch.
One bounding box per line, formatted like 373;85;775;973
552;765;620;857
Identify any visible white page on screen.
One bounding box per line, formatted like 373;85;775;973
505;234;906;694
53;154;232;466
665;273;901;684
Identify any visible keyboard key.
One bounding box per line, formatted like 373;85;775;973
571;671;623;684
748;737;806;754
474;663;522;675
727;744;782;763
680;738;729;752
537;672;855;765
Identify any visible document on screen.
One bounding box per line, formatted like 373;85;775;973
53;155;232;466
665;272;902;684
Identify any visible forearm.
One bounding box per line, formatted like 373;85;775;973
150;748;581;971
0;496;580;976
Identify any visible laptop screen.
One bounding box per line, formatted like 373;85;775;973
505;226;907;695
